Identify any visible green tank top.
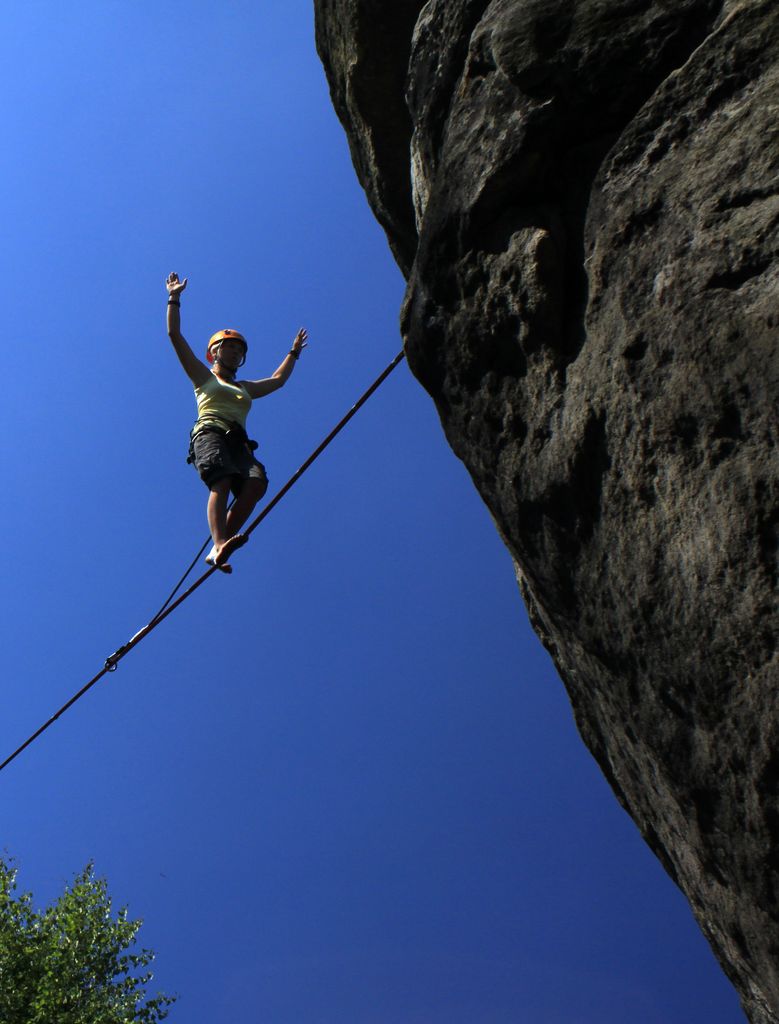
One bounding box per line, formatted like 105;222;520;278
193;373;252;433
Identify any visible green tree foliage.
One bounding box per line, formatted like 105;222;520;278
0;858;175;1023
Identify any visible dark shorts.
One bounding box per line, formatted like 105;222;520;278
189;429;269;498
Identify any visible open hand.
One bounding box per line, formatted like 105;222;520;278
166;272;188;298
291;328;308;356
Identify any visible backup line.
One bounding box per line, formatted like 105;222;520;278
0;350;405;776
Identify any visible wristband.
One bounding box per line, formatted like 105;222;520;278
168;299;180;307
289;349;300;360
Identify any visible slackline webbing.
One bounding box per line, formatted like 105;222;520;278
0;350;406;776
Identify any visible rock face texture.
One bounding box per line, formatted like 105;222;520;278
315;1;779;1019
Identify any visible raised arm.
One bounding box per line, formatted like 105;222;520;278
241;328;308;399
166;272;210;387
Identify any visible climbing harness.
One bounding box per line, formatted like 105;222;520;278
0;350;406;776
186;421;259;466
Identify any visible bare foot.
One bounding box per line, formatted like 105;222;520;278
206;545;233;574
214;533;248;567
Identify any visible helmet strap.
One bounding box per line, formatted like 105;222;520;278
211;339;246;371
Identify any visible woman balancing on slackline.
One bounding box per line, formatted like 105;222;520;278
166;272;308;571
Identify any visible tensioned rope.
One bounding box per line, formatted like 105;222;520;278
0;349;406;776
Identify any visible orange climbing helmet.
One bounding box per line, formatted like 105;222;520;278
206;328;248;364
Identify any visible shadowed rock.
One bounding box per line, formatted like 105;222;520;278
315;1;779;1019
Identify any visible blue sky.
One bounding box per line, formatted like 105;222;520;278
0;4;743;1022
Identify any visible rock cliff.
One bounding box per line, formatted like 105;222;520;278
314;1;779;1019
